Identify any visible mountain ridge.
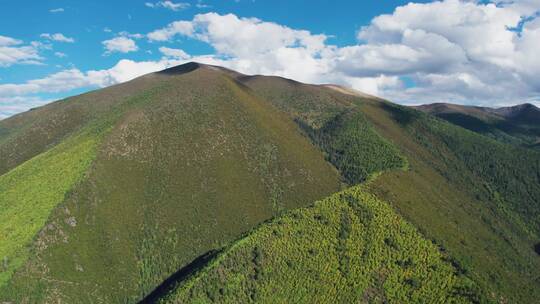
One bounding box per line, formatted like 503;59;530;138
413;102;540;119
413;102;540;149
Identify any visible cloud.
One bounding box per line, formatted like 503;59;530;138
102;37;138;54
0;96;53;119
0;58;202;119
145;1;190;11
0;35;43;67
336;33;467;78
0;58;188;100
40;33;75;43
345;75;403;97
149;13;327;55
0;35;22;46
49;8;64;13
195;0;211;9
159;47;190;59
147;13;331;83
344;0;540;105
54;52;67;58
144;7;540;106
118;31;144;39
147;21;193;41
0;69;97;96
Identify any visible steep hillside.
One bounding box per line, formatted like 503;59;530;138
361;101;540;303
154;186;483;304
0;63;342;303
414;102;540;149
0;126;102;287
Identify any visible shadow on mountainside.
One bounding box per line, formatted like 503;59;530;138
139;249;221;304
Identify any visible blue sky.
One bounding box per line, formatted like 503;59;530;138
1;0;539;119
1;1;425;81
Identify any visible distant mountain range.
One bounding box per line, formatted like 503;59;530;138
413;102;540;149
1;63;539;303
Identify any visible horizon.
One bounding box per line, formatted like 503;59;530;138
1;0;540;119
6;60;539;121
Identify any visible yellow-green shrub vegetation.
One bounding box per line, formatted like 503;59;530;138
0;129;100;287
156;186;483;304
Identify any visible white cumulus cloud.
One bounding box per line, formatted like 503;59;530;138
0;35;43;67
0;35;22;46
147;13;332;84
0;96;53;119
346;0;540;105
159;47;191;59
102;37;139;54
147;21;194;41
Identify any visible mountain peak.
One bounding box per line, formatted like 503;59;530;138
156;62;246;79
492;102;540;119
157;62;204;75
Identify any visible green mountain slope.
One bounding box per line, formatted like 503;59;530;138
0;63;341;303
0;72;162;176
155;186;483;304
360;101;540;303
413;103;540;149
0;128;102;287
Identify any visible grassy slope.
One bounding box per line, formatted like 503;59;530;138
0;66;341;303
157;186;483;304
0;128;101;287
238;75;354;129
0;69;165;179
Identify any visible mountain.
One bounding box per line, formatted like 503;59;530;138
1;62;539;303
413;102;540;149
488;103;540;125
0;63;342;303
